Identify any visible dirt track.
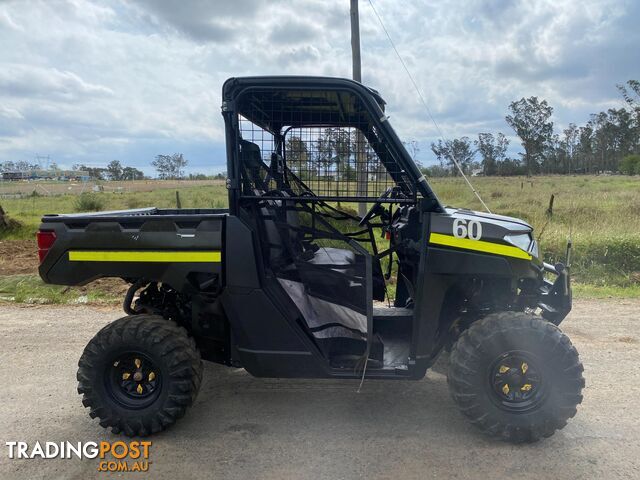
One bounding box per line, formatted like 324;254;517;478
0;299;638;479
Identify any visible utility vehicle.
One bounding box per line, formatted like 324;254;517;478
38;76;583;443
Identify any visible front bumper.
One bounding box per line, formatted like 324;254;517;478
538;262;572;325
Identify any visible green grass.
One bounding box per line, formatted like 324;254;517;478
0;275;121;304
0;183;229;239
571;283;640;299
1;175;639;298
429;175;640;290
1;274;632;304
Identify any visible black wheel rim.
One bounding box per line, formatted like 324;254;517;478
488;351;545;412
106;352;162;409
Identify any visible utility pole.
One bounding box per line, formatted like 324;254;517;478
350;0;367;217
350;0;362;84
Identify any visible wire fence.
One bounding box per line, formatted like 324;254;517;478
0;179;222;199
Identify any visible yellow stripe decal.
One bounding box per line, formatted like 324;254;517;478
68;251;222;263
429;233;531;260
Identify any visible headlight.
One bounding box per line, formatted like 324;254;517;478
504;233;535;256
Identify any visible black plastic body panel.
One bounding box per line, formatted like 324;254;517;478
426;248;513;276
38;209;226;291
220;216;327;377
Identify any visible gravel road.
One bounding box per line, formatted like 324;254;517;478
0;300;638;479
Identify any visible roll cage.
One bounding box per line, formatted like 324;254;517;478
221;76;444;213
219;77;443;372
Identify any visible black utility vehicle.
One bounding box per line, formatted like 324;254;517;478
38;77;583;443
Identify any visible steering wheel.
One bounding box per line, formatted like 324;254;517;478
358;187;393;226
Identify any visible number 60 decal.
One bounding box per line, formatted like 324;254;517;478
453;218;482;240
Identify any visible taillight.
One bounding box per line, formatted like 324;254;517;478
36;230;56;263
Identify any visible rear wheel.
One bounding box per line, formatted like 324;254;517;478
77;314;202;436
448;312;584;443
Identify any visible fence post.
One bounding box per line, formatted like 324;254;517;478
546;194;555;217
176;191;182;209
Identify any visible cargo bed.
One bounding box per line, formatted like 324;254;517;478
38;208;227;290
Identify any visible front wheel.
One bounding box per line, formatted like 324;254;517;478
448;312;584;443
77;314;203;436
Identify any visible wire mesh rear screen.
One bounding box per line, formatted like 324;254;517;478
284;126;394;198
236;88;414;201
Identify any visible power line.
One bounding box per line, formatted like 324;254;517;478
366;0;491;213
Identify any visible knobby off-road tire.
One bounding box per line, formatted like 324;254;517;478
448;312;584;443
77;314;203;436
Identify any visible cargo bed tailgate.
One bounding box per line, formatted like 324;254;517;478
38;208;227;291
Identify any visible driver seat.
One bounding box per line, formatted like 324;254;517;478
275;192;355;267
239;140;356;269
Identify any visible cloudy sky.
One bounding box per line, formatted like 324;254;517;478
0;0;637;174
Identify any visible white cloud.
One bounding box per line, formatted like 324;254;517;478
0;105;23;120
0;0;636;171
0;65;114;100
0;9;22;30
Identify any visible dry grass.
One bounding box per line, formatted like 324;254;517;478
430;175;640;287
1;175;639;293
0;179;221;196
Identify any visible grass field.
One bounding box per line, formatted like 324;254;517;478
0;179;228;239
1;175;639;302
435;175;640;290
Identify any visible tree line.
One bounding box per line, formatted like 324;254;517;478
428;79;640;176
0;154;213;181
285;128;386;183
74;155;189;180
75;155;219;181
72;161;145;181
77;154;201;180
0;159;145;180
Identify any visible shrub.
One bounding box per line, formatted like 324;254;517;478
0;215;25;239
74;193;105;212
125;197;142;209
619;154;640;175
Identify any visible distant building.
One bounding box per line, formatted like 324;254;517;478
1;170;90;181
1;171;28;181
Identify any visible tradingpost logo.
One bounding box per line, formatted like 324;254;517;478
5;440;153;473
